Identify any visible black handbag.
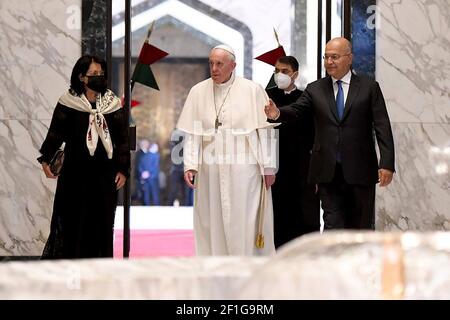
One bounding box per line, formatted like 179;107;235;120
49;148;65;176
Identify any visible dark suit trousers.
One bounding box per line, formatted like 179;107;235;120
319;163;375;230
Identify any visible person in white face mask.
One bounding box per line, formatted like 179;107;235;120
266;56;320;249
273;62;297;91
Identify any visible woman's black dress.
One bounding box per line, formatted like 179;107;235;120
38;101;129;259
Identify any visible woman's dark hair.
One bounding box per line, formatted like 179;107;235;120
277;56;299;72
70;55;108;95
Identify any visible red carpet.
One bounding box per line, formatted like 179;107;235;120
114;230;195;258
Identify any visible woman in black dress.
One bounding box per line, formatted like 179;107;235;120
38;55;129;259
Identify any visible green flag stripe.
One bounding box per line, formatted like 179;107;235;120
131;62;159;90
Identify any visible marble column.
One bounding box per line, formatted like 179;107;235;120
375;0;450;230
0;0;81;255
82;0;110;60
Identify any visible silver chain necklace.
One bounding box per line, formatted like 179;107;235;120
213;78;235;131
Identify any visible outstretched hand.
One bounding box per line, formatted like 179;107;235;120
264;99;280;120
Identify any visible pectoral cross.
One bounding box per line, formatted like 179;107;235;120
215;117;222;131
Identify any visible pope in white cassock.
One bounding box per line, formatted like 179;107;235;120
176;45;278;256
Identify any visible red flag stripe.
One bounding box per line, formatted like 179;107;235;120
138;42;169;65
121;97;141;108
255;46;286;66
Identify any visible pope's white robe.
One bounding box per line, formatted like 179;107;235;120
177;74;278;256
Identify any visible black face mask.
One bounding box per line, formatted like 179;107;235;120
86;75;107;94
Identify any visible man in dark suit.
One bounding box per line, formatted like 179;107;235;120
265;37;395;230
267;56;320;248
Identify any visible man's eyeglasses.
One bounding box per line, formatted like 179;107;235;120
323;53;351;61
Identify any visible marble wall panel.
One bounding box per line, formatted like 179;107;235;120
0;0;81;255
376;123;450;230
377;0;450;123
376;0;450;230
0;119;56;255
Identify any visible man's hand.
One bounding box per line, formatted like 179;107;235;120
42;163;57;179
115;172;127;190
264;99;280;120
264;174;276;189
378;169;393;187
184;170;197;189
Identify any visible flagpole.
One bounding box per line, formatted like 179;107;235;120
273;27;281;47
123;0;132;258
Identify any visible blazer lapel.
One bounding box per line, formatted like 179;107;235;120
323;77;340;123
342;73;360;121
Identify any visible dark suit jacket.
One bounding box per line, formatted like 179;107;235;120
276;73;395;186
266;87;314;179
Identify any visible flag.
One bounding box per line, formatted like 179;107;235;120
121;97;141;108
130;99;141;108
255;46;286;89
132;42;168;91
255;46;286;90
131;22;169;91
255;46;286;66
254;28;287;89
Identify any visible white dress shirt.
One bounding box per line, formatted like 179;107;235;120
331;70;352;105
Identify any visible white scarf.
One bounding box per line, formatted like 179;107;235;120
58;89;122;159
